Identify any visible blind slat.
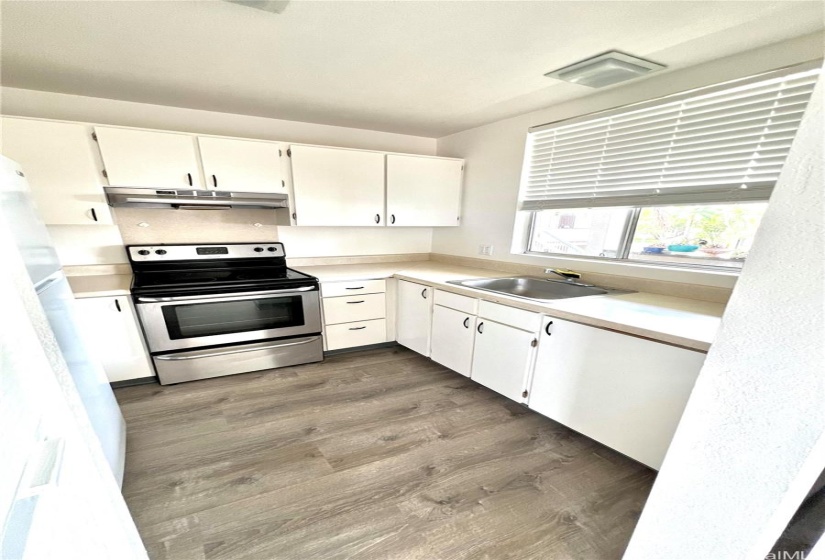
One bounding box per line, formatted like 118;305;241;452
519;63;819;210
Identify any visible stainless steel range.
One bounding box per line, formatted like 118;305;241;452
129;242;323;385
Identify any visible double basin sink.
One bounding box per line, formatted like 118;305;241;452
446;276;618;301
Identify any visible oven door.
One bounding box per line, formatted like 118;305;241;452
134;287;321;352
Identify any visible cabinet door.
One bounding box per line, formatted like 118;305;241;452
1;118;112;225
197;136;283;192
386;154;463;227
396;280;432;356
471;320;535;402
529;317;706;469
74;296;155;383
290;145;385;226
94;126;203;189
430;305;475;377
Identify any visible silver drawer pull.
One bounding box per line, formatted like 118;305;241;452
345;286;364;290
154;336;320;361
349;326;367;331
346;300;365;304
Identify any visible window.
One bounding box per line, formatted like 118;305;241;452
528;202;768;270
516;61;820;271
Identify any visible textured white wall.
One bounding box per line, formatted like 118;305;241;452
0;89;437;264
434;32;823;289
624;70;824;559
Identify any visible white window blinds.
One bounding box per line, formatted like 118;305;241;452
519;62;821;210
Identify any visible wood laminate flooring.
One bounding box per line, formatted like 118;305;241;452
115;346;655;560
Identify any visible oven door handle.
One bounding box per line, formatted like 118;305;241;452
135;286;316;303
154;336;321;361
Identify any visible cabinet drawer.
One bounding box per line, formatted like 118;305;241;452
321;279;386;298
434;289;477;314
478;301;541;332
326;319;387;350
323;293;386;325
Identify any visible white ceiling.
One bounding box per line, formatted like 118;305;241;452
1;1;822;137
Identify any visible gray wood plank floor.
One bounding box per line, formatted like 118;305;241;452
115;346;654;560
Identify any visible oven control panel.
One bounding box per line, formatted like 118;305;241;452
128;243;285;262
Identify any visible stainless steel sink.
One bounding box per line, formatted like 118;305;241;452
446;276;611;301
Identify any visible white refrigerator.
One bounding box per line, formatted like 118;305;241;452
0;156;125;483
0;155;145;556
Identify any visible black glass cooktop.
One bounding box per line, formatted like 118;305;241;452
132;266;317;296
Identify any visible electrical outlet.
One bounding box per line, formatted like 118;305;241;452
478;244;494;256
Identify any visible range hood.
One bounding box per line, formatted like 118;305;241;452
104;187;289;210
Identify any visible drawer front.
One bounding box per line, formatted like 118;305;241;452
321;279;386;298
478;300;541;332
323;293;386;325
434;289;478;314
325;319;387;350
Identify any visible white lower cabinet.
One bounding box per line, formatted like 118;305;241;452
320;279;388;351
430;305;476;377
470;319;537;403
326;319;387;351
396;280;433;356
528;316;706;469
322;293;386;326
73;295;155;383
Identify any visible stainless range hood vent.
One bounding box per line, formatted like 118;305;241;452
104;187;289;210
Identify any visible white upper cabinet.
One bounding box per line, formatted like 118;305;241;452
94;126;203;189
386;154;463;227
197;136;284;193
1;118;112;225
289;145;385;226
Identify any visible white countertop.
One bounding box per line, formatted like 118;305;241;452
297;261;724;352
64;261;724;351
67;273;133;298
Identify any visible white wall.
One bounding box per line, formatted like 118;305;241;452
434;32;823;288
0;88;437;264
624;69;824;559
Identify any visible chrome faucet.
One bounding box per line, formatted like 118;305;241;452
544;268;593;286
544;268;580;281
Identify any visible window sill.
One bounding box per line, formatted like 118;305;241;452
517;251;740;285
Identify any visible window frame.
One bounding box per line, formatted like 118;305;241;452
522;203;759;273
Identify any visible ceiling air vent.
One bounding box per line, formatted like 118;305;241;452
544;51;665;88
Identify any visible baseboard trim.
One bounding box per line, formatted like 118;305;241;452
111;376;158;388
324;341;400;356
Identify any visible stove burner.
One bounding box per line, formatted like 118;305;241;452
127;242;318;297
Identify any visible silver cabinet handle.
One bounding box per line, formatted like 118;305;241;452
545;321;553;336
463;317;470;329
349;326;367;331
345;286;364;290
374;214;381;224
477;321;484;334
154;336;320;361
346;300;365;304
136;286;315;303
421;288;428;299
